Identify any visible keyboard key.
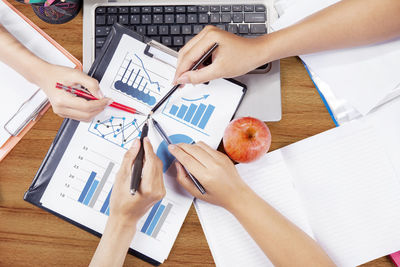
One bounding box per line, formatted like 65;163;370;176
250;24;267;34
96;7;106;14
161;36;172;46
221;13;231;23
176;6;186;13
170;25;180;35
130;15;140;24
198;6;209;12
165;6;174;13
232;5;243;12
147;25;158;35
141;14;152;24
216;24;226;31
185;35;194;44
187;6;197;13
188;14;197;23
193;24;203;34
221;5;231;12
107;15;117;25
130;7;140;13
227;24;238;34
153;36;162;42
95;26;108;36
255;5;266;12
118;15;129;24
210;13;220;23
165;14;174;23
141;6;151;13
159;25;169;35
119;7;129;13
244;5;254;12
153;14;163;24
238;24;249;34
233;13;244;23
135;25;146;35
95;37;106;48
107;7;117;13
173;36;184;46
96;15;106;25
199;13;208;23
182;25;192;35
176;14;186;23
153;6;163;13
244;13;266;23
210;6;220;12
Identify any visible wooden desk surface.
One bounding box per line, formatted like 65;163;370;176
0;3;395;266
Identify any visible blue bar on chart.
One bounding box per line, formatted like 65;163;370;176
146;204;165;235
198;105;215;129
177;105;188;119
184;104;198;122
141;200;162;233
169;105;179;116
83;180;99;205
100;188;112;214
106;207;110;216
78;171;97;203
190;104;207;126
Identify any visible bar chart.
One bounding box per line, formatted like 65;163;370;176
78;161;115;216
141;200;173;239
162;96;215;136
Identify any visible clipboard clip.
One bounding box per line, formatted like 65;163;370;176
144;40;178;69
4;89;48;136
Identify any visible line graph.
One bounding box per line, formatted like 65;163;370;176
88;115;145;148
112;53;168;106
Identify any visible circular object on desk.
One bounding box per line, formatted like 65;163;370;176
31;0;81;24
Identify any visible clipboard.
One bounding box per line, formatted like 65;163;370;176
24;23;247;265
0;0;82;161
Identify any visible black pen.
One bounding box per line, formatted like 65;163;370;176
151;119;206;195
130;121;149;195
150;42;219;114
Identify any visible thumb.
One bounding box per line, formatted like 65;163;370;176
71;70;104;99
175;65;220;85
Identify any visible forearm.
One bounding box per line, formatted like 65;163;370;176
0;25;50;85
228;189;335;267
89;217;137;267
261;0;400;62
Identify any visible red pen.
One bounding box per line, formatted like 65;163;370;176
56;83;145;116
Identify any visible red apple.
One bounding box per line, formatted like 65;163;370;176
223;117;271;163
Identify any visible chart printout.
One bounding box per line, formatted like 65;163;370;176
40;34;245;263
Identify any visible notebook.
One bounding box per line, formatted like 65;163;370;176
195;95;400;267
0;0;79;160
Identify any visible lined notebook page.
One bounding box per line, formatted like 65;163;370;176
281;119;400;267
194;150;314;267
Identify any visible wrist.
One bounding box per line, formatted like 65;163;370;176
106;215;138;236
224;184;254;214
27;60;53;89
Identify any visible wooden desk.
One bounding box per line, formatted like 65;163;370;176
0;3;395;266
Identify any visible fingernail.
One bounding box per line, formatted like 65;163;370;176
168;144;176;150
98;90;104;98
144;137;150;143
132;139;140;148
176;74;190;85
107;98;113;105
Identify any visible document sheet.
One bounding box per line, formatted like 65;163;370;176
40;35;245;263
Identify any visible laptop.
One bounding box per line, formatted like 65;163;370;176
83;0;282;121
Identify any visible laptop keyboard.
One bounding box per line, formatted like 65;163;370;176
94;4;268;58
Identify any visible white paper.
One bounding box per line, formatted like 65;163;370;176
272;0;400;115
281;119;400;267
40;35;245;263
195;150;315;267
0;1;75;147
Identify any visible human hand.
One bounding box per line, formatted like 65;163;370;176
36;63;111;122
173;26;269;85
109;137;165;227
168;142;250;211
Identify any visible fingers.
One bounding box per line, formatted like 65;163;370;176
174;162;203;198
120;139;141;173
175;64;220;85
195;141;226;161
168;144;205;177
177;143;216;166
68;69;104;99
142;137;165;199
